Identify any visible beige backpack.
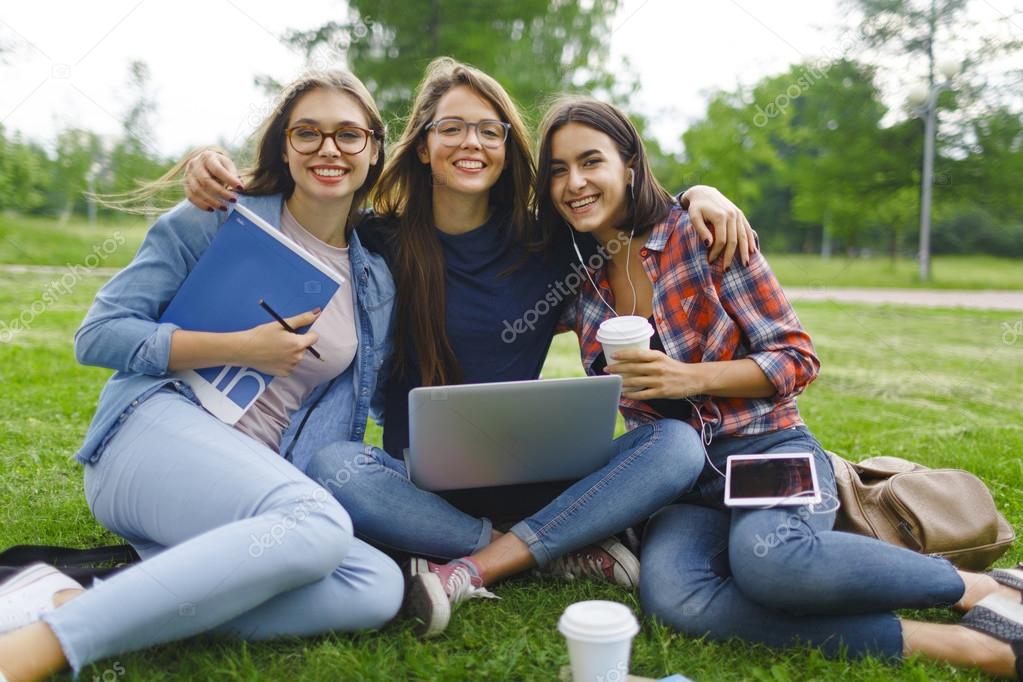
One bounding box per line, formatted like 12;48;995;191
830;453;1015;570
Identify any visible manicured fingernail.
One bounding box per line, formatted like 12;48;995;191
236;184;245;190
704;238;712;246
229;198;237;203
206;208;214;212
219;205;228;211
313;307;322;314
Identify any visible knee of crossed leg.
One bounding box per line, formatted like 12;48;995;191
362;553;406;629
728;512;819;610
305;440;375;503
649;419;706;497
255;481;354;579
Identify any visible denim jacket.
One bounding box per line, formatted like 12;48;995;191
74;194;395;473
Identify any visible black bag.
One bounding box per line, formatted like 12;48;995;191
0;544;140;587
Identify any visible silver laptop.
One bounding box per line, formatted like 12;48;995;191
406;375;623;491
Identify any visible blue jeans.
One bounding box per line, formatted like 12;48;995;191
305;419;705;566
43;390;404;674
639;426;966;660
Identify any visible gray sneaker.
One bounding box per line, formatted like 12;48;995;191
543;538;640;589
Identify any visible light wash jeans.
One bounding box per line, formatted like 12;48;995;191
305;418;706;566
639;425;966;660
43;389;404;674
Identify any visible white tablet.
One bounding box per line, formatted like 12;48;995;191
724;453;821;507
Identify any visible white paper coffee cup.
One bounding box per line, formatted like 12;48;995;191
596;315;655;362
558;600;640;682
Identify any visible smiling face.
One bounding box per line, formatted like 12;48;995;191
549;122;632;238
417;85;506;199
283;87;379;207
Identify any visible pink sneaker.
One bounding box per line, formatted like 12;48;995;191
543;538;640;589
405;557;497;637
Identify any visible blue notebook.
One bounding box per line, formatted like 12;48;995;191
159;204;343;424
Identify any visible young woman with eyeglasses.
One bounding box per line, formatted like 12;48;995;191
0;71;405;682
179;57;757;637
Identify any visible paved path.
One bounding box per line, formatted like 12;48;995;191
3;264;1022;311
784;287;1023;311
0;263;121;277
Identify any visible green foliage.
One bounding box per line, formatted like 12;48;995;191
0;126;50;212
677;54;1022;257
280;0;627;127
931;207;1023;258
0;59;171;220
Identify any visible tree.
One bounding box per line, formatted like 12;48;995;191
0;125;50;213
53;128;103;221
278;0;627;125
107;60;166;195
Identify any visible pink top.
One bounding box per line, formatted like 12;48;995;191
234;205;359;451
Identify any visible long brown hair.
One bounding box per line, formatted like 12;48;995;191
99;70;385;233
534;96;673;252
372;57;535;386
242;70;385;234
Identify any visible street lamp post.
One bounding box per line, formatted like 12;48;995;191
909;57;959;282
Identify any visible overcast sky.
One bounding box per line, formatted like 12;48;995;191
1;0;1019;158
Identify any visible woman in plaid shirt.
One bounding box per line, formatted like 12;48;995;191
535;96;1021;678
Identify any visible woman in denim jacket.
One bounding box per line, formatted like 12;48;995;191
0;71;404;682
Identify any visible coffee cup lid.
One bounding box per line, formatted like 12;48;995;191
557;600;640;642
596;315;654;344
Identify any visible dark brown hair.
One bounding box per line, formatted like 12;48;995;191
372;57;536;386
534;96;673;252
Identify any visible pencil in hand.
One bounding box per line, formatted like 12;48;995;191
258;298;324;361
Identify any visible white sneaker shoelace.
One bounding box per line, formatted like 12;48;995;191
443;565;498;605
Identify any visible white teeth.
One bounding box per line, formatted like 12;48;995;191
569;196;598;209
313;168;346;177
455;160;484;169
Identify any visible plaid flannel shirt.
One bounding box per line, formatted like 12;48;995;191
564;204;820;439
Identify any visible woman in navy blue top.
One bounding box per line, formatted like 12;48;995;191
183;57;755;638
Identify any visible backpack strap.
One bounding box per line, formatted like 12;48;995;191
0;544;140;568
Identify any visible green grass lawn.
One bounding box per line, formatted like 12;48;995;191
4;212;1023;291
0;214;149;269
768;253;1023;291
1;269;1021;681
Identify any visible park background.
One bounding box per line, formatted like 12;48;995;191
1;1;1022;680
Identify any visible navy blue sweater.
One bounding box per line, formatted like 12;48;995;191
358;209;574;457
